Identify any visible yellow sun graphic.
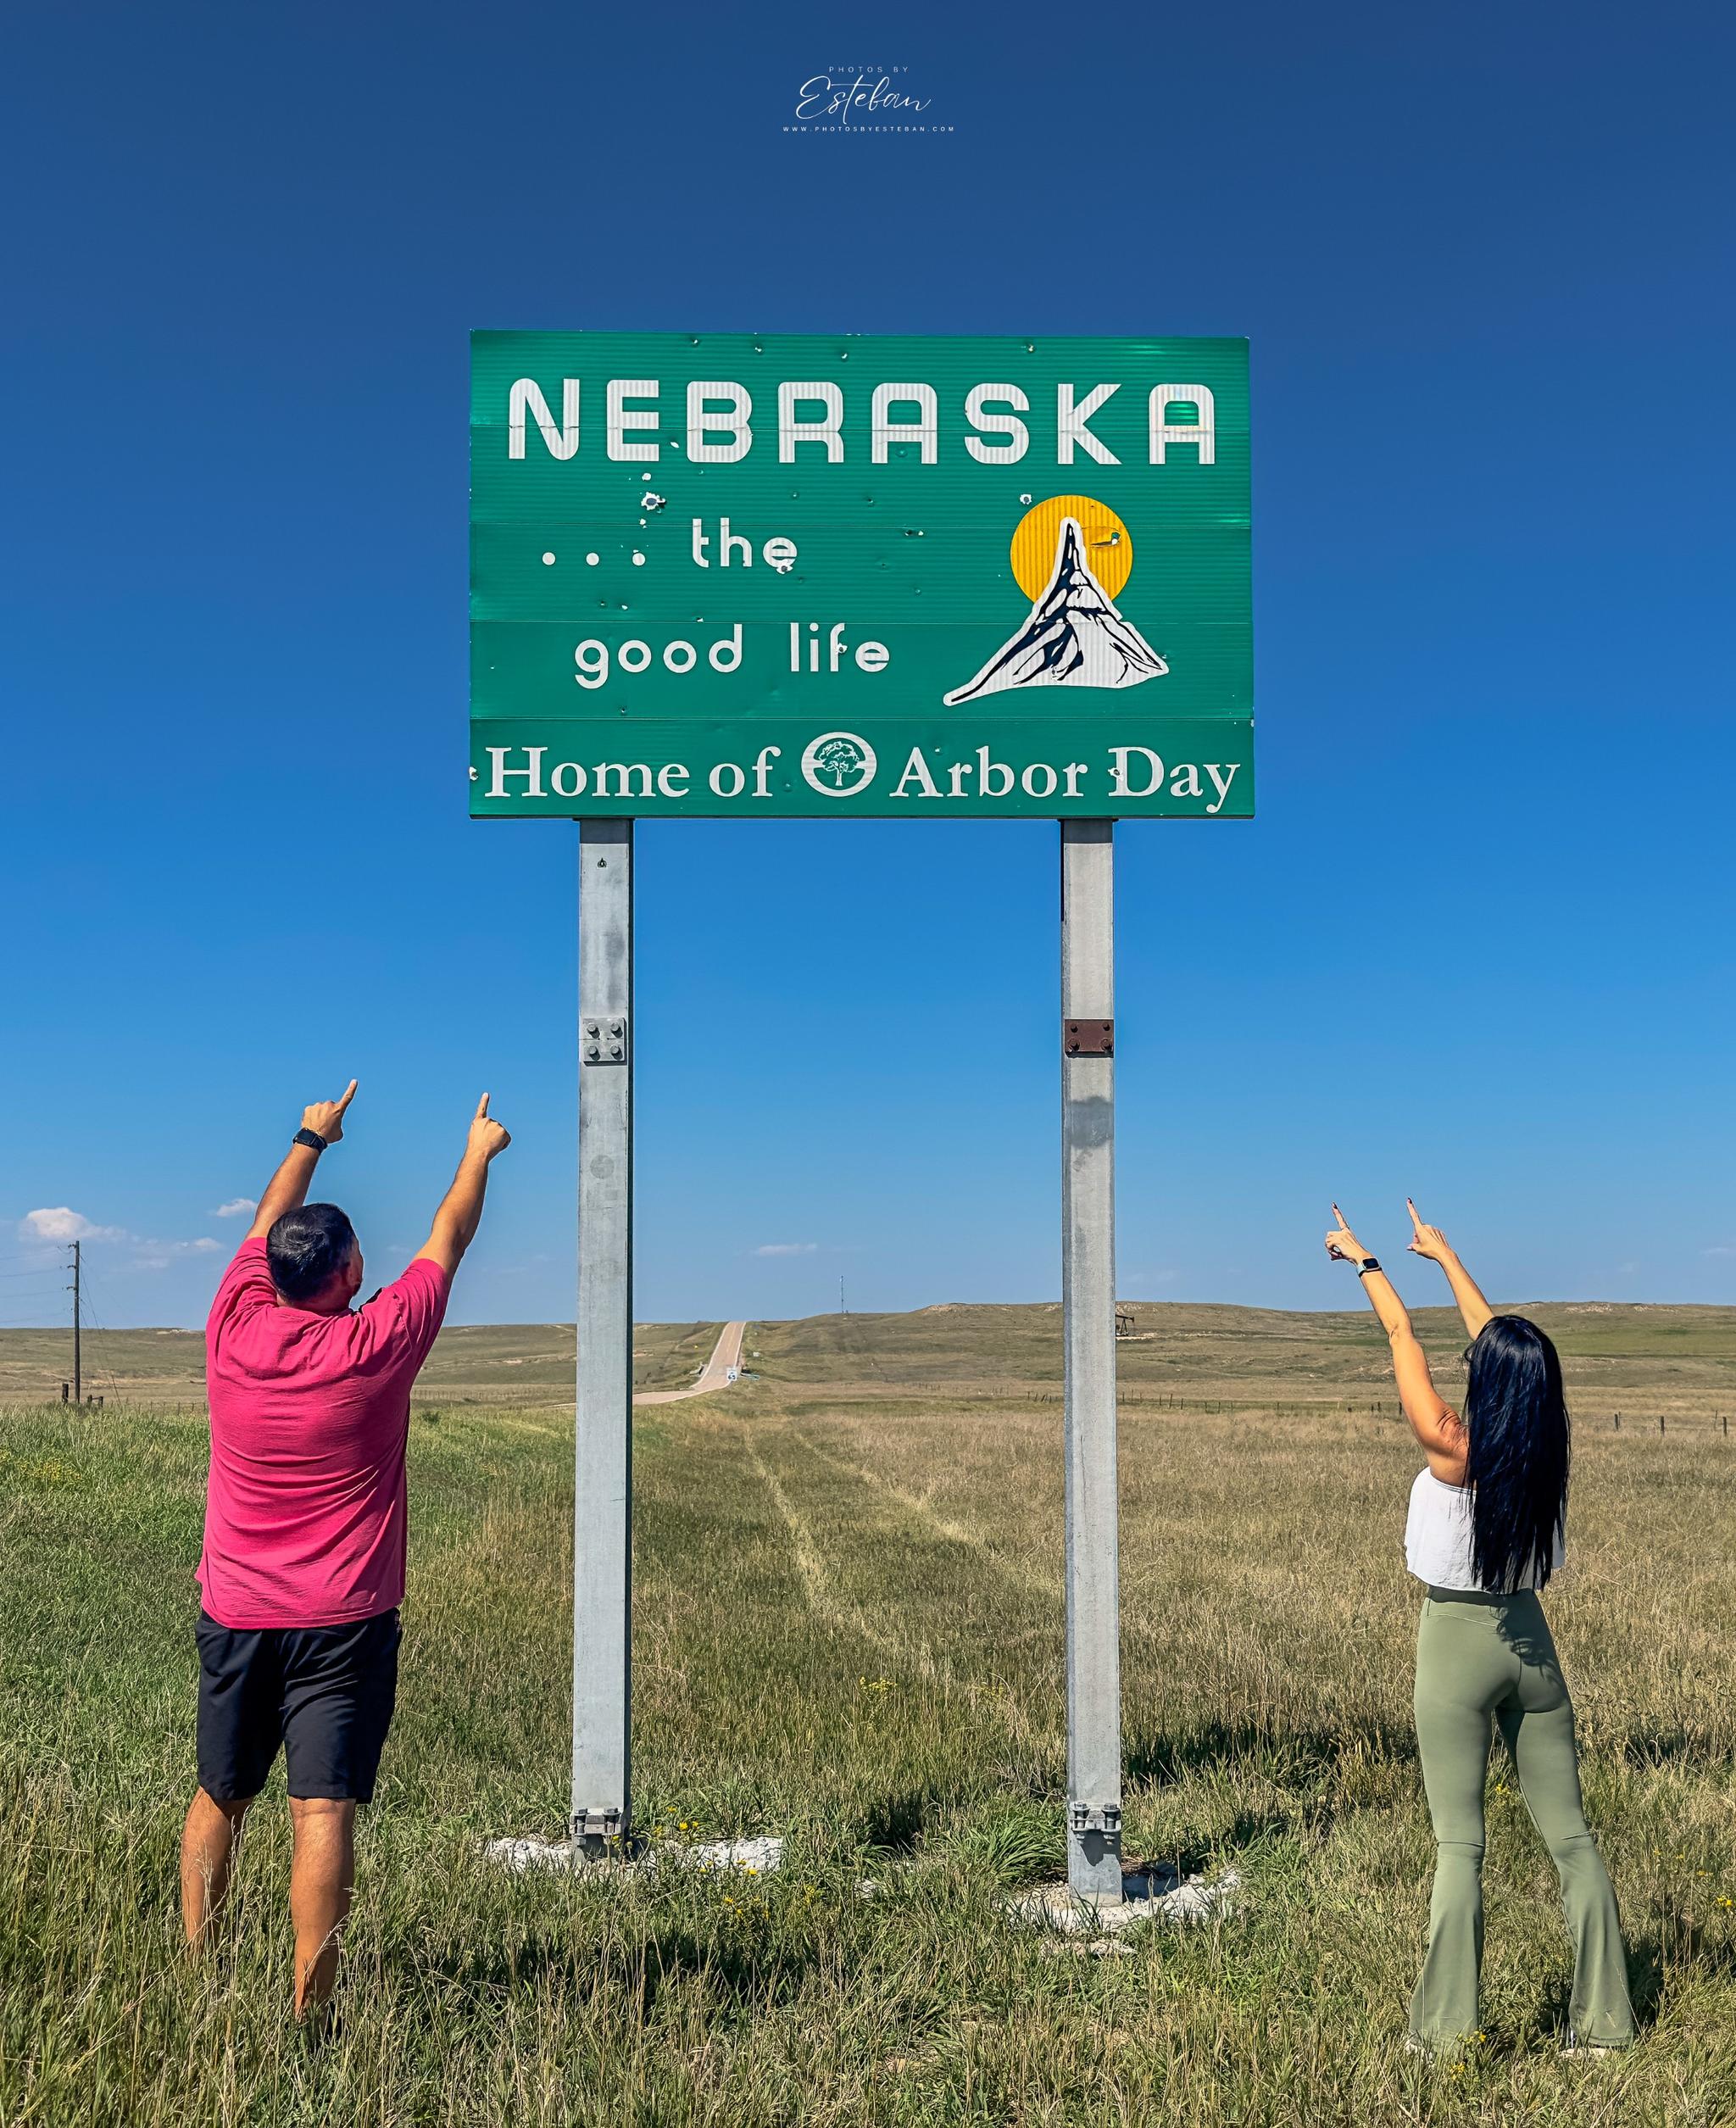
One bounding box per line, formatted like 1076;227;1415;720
1010;494;1132;601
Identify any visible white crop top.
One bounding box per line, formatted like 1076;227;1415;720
1404;1468;1564;1591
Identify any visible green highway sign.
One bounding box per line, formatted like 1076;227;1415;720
470;331;1251;818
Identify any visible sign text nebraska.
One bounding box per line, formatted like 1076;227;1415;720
507;378;1217;468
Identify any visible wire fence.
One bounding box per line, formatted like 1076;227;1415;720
1120;1392;1733;1439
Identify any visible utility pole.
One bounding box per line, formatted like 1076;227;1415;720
839;1276;847;1316
70;1240;81;1406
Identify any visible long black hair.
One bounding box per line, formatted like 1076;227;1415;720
1461;1314;1571;1592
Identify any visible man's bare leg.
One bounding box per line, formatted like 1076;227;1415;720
181;1788;253;1948
287;1796;356;2017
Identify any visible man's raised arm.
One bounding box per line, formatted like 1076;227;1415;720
414;1095;512;1278
246;1081;358;1241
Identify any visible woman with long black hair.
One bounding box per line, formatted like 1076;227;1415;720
1324;1201;1634;2055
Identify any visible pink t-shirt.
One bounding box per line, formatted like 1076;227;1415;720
199;1239;450;1629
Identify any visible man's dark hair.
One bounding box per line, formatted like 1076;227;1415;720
267;1204;357;1303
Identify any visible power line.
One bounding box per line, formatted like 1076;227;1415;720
74;1257;125;1405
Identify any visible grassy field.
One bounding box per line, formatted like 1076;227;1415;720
9;1296;1734;1418
0;1317;723;1407
3;1301;1734;2124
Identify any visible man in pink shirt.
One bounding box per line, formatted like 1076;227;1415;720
181;1079;511;2017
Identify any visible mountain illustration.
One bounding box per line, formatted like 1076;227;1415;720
942;516;1168;706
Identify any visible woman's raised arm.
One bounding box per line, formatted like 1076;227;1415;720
1326;1206;1466;1482
1405;1201;1494;1340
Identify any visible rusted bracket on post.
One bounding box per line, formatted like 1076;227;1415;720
1063;1018;1114;1057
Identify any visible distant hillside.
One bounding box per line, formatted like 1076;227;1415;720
743;1301;1736;1417
0;1317;720;1408
3;1301;1733;1413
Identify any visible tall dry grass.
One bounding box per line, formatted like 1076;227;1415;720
3;1356;1733;2125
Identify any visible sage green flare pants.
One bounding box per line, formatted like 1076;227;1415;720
1410;1588;1635;2048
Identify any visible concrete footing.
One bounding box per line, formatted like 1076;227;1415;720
1007;1863;1242;1938
483;1833;786;1877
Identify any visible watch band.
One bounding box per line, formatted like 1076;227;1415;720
1355;1256;1380;1276
292;1127;327;1152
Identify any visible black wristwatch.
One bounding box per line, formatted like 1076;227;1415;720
292;1127;327;1152
1355;1256;1380;1276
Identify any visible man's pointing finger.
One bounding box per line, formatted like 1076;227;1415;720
336;1078;359;1112
476;1092;491;1119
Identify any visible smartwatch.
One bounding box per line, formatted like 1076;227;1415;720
1355;1256;1380;1276
292;1127;327;1152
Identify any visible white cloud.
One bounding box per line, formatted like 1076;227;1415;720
211;1198;257;1218
20;1207;128;1244
754;1241;818;1257
15;1206;230;1278
128;1236;224;1272
1701;1245;1736;1259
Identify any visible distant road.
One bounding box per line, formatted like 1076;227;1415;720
634;1321;748;1406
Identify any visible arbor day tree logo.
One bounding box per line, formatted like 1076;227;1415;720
800;731;877;798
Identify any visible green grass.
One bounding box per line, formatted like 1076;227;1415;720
3;1310;1735;2123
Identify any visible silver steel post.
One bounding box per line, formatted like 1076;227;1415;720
573;818;634;1847
1060;819;1122;1900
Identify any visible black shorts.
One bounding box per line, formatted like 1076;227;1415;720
195;1607;400;1805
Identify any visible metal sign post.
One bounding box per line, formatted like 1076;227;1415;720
1060;819;1122;1900
572;818;634;1847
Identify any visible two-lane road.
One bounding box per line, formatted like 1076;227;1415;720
633;1320;748;1406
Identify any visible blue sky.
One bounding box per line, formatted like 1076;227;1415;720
3;0;1732;1331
